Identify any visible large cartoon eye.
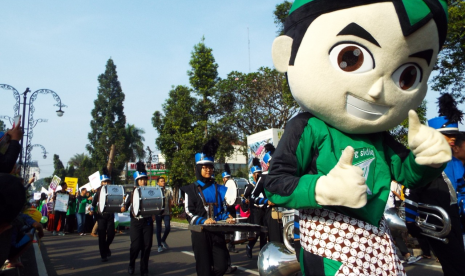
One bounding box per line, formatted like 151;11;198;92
391;64;422;91
329;43;374;73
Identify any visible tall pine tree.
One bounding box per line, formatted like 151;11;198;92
87;58;127;181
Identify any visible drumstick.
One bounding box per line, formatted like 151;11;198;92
391;190;402;200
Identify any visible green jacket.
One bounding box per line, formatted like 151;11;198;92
77;195;90;214
264;113;445;227
67;200;76;215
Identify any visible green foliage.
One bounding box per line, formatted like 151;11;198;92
171;204;184;218
389;101;427;148
68;153;88;168
215;67;299;140
52;154;66;180
124;124;146;162
72;155;96;186
87;58;127;181
274;1;293;35
153;85;203;190
188;37;219;137
66;165;75;177
431;1;465;101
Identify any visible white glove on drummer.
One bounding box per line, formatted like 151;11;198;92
315;146;367;208
408;110;451;168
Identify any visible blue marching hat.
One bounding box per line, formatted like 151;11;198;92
428;94;463;135
250;158;262;174
100;167;111;182
222;163;231;178
133;161;148;182
195;138;219;165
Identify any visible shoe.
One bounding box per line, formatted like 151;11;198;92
52;231;57;236
158;246;163;253
83;233;87;236
246;245;252;259
225;266;237;274
406;255;422;264
107;249;111;257
161;241;169;249
58;232;65;236
127;265;134;275
101;257;108;262
80;233;84;236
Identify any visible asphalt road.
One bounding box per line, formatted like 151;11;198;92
35;224;445;276
40;224;260;276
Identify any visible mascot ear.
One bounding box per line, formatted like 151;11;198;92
272;35;293;73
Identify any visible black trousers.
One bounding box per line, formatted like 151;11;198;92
427;208;465;276
129;217;153;273
191;231;229;276
65;214;76;233
265;208;283;243
97;216;115;259
54;211;66;232
248;207;267;250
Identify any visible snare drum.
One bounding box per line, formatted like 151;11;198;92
132;186;164;217
224;179;238;206
98;185;124;213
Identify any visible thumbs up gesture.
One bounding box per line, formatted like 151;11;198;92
408;110;451;167
315;146;367;208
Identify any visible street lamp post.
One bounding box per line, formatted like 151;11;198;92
0;84;66;182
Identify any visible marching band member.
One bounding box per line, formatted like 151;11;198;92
246;158;269;259
90;168;115;262
406;94;465;276
181;138;235;276
221;164;238;274
222;164;238;254
260;144;283;244
122;162;153;276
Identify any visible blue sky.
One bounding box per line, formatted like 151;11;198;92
0;1;460;179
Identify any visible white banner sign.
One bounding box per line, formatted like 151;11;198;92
33;193;41;200
40;187;48;194
80;183;92;191
88;171;101;190
54;193;69;212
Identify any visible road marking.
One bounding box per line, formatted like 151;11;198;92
181;251;259;275
411;262;442;269
33;234;48;276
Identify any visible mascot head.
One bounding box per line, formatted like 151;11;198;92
272;0;448;134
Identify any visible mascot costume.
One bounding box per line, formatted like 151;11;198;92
263;0;451;275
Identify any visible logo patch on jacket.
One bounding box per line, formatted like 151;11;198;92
352;147;376;195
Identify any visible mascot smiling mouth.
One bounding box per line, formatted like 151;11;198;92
346;94;390;121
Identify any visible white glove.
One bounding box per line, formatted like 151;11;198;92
408;110;451;168
315;146;367;208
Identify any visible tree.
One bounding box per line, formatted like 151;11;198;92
273;1;293;35
215;67;299;140
68;153;88;168
73;155;96;186
123;124;146;184
431;1;465;101
188;37;219;138
124;124;146;162
153;85;203;191
66;165;75;177
0;120;5;132
87;58;127;181
52;154;66;180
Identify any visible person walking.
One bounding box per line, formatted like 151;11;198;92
90;168;115;262
53;182;73;236
155;177;173;253
76;188;92;236
122;162;154;276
